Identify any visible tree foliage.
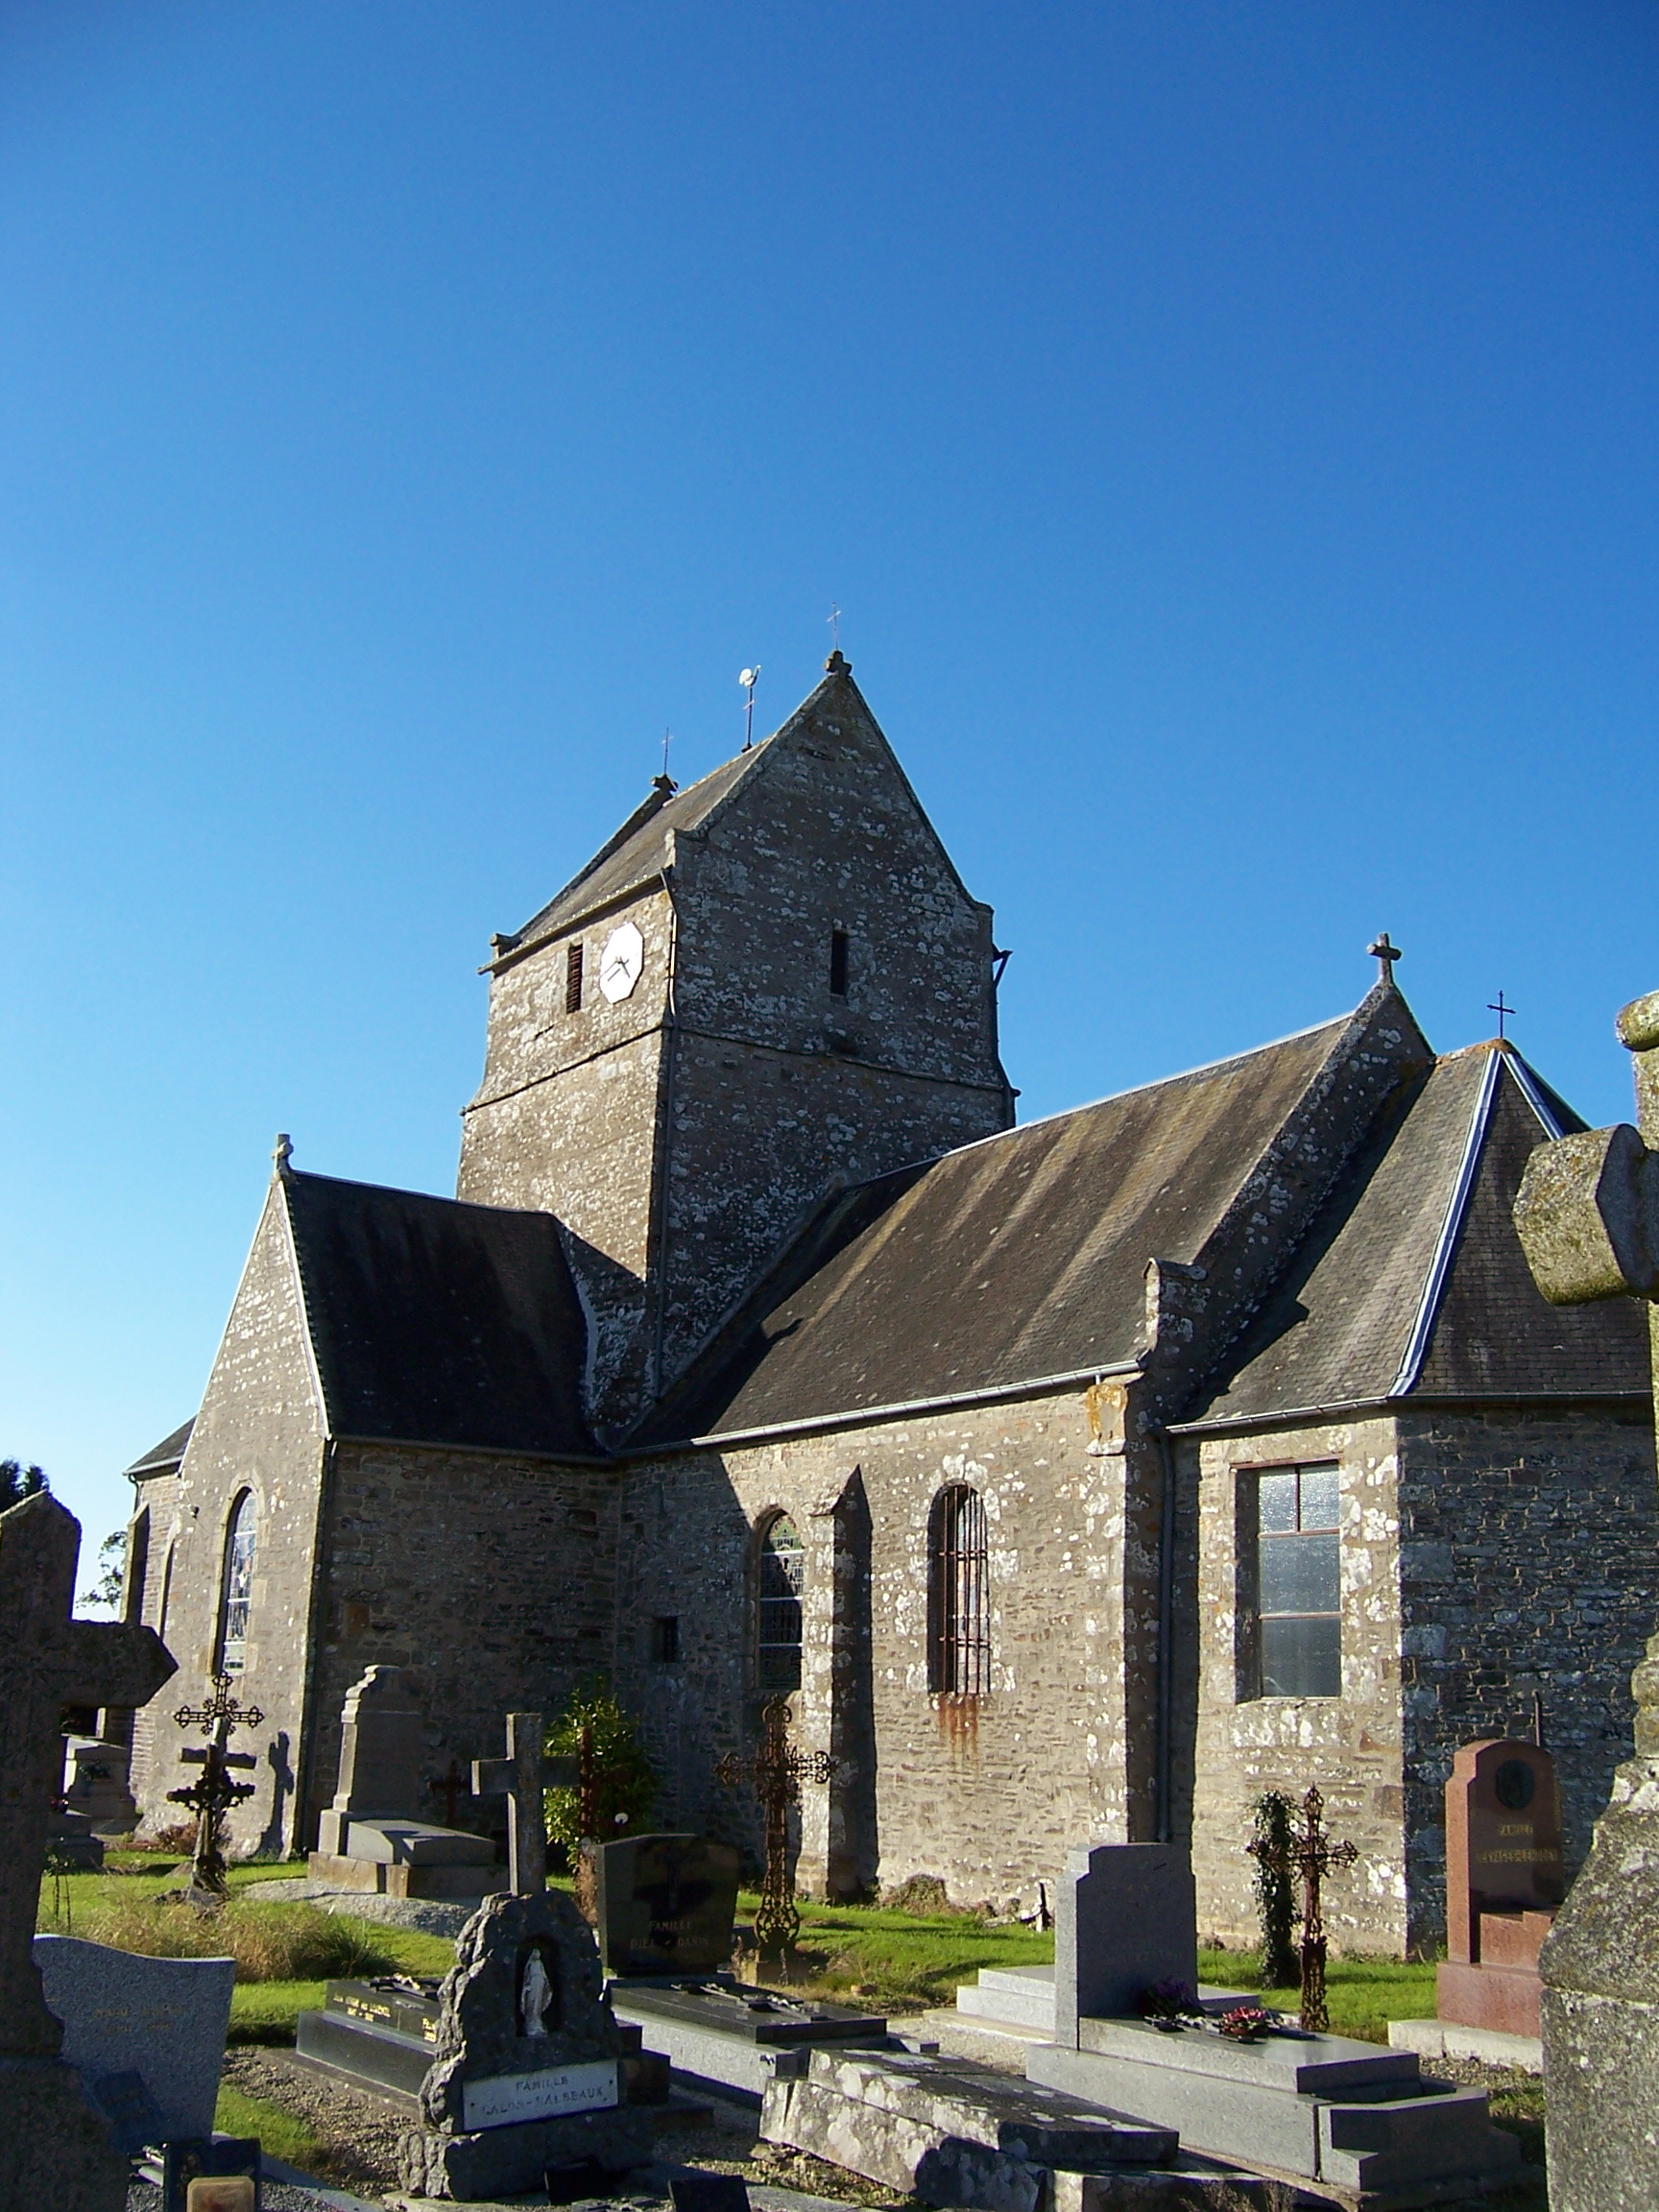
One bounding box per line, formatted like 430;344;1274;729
0;1460;48;1513
81;1529;128;1613
542;1678;659;1862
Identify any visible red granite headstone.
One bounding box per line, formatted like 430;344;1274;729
1438;1737;1565;2039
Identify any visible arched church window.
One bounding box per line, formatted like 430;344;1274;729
156;1539;177;1640
757;1512;805;1695
927;1484;989;1695
217;1492;257;1674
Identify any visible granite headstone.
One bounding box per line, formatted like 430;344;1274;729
397;1887;652;2199
1052;1842;1198;2045
594;1832;741;1978
35;1932;235;2142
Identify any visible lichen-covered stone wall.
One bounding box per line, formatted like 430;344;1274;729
1395;1404;1657;1952
1186;1418;1407;1958
612;1385;1140;1915
128;1184;328;1856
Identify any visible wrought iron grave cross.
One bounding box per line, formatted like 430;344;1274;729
715;1695;834;1951
0;1494;175;2058
171;1671;265;1897
472;1710;546;1895
1245;1783;1358;2032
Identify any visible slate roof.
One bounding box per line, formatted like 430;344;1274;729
637;1007;1377;1443
1189;1043;1651;1427
125;1419;195;1479
280;1171;598;1457
509;749;765;949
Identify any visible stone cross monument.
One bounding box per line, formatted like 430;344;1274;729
0;1492;176;2210
472;1710;546;1895
1514;985;1659;2212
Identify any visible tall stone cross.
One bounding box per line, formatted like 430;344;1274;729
716;1695;834;1952
1245;1783;1357;2033
471;1711;546;1895
0;1493;175;2058
1513;986;1659;2210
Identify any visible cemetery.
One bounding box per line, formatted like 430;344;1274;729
21;979;1659;2212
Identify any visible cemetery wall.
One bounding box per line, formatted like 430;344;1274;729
615;1382;1150;1915
128;1188;328;1855
1395;1402;1657;1954
1186;1417;1407;1957
301;1439;623;1848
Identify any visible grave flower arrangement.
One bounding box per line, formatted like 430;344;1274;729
1136;1980;1201;2030
1216;2002;1273;2042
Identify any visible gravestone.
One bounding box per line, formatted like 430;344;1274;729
1513;982;1659;2212
34;1932;235;2142
0;1493;176;2212
61;1733;138;1834
1436;1738;1564;2040
1052;1842;1198;2046
397;1887;652;2199
594;1832;741;1978
310;1666;495;1899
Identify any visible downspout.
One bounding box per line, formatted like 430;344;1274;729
1152;1427;1177;1845
649;864;681;1402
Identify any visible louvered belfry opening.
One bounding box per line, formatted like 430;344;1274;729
928;1483;989;1695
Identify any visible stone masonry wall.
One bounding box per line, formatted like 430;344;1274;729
613;1386;1133;1914
1396;1403;1657;1955
129;1184;328;1856
302;1440;623;1850
1187;1418;1407;1958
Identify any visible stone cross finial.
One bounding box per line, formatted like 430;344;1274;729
273;1132;293;1176
0;1494;175;2058
471;1711;545;1895
1367;933;1402;987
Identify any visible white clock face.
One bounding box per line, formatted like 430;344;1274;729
598;920;645;1003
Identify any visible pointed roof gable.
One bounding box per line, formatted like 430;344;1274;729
636;991;1422;1444
279;1170;599;1457
495;657;983;964
1190;1043;1650;1427
125;1419;195;1479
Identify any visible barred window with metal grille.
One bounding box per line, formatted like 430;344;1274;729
927;1484;989;1695
218;1491;257;1674
757;1512;804;1694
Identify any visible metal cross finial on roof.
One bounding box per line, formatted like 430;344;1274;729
662;727;672;781
1489;991;1514;1042
739;665;761;751
1367;934;1402;987
828;602;841;651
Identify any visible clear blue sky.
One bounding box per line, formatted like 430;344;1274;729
4;2;1656;1560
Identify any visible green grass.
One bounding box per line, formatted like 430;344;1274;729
1197;1947;1438;2044
213;2081;329;2169
741;1892;1055;2013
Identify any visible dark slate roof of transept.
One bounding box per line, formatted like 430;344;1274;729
635;1004;1386;1443
281;1171;599;1458
125;1419;195;1479
1185;1042;1650;1428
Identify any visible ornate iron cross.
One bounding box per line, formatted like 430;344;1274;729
716;1695;834;1952
169;1671;264;1897
1245;1783;1358;2032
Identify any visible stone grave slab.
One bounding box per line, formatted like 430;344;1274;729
762;2045;1290;2210
395;1887;652;2200
595;1833;742;1978
611;1981;889;2102
35;1932;234;2143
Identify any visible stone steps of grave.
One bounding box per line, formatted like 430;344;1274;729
956;1965;1059;2030
761;2042;1294;2210
1029;2020;1521;2211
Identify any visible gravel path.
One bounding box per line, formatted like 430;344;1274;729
224;2046;410;2193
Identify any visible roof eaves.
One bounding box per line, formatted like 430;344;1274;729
1389;1046;1503;1400
630;1356;1144;1456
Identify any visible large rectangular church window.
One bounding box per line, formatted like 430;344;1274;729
1254;1463;1340;1697
757;1513;804;1694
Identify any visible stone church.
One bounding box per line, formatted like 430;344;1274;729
118;654;1657;1957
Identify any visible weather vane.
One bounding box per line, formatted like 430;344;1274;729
739;665;760;751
